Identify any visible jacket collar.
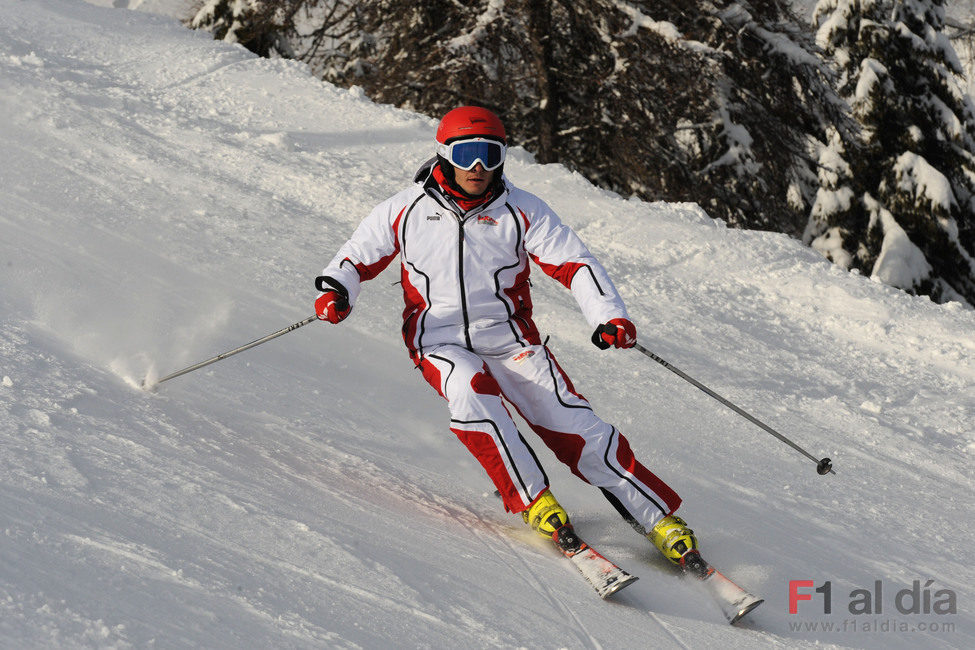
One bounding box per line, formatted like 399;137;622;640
414;157;509;214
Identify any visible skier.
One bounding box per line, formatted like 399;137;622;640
315;106;698;568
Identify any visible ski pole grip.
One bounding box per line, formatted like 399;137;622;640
591;323;614;350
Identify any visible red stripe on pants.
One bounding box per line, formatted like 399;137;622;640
450;426;527;513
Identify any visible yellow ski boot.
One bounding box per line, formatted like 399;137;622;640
648;514;698;567
523;489;570;538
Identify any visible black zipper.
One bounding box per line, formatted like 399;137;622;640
456;217;474;350
428;188;477;351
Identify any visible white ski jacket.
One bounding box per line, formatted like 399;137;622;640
320;161;629;359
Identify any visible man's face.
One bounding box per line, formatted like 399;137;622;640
454;162;494;196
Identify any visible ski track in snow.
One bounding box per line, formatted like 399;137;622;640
1;0;972;648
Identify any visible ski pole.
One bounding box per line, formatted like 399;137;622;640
144;315;318;389
628;339;834;475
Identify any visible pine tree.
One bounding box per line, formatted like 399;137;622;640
811;0;975;304
805;0;877;269
674;1;852;233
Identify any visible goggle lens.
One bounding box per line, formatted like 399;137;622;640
439;138;506;171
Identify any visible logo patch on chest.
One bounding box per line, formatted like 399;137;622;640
512;350;536;363
477;215;498;226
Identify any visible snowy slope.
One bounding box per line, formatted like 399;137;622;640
1;1;973;648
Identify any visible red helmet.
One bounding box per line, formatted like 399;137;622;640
436;106;506;145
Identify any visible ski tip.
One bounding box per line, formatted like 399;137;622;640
600;574;639;599
729;598;763;625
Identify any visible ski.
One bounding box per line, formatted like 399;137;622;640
682;551;763;624
551;525;638;598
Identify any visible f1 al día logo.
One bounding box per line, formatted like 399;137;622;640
789;579;956;615
788;578;958;635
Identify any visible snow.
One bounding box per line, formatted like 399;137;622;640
866;196;935;290
1;0;973;648
707;98;759;176
617;6;680;45
892;151;957;213
447;0;505;51
809;226;855;269
84;0;196;16
855;57;891;105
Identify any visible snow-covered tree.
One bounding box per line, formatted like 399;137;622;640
189;1;288;57
944;0;975;87
281;0;845;235
673;1;853;233
187;2;861;236
810;0;975;304
188;1;362;59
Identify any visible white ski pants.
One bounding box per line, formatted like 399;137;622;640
417;343;681;532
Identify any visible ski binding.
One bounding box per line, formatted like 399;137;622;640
552;525;638;598
683;551;763;624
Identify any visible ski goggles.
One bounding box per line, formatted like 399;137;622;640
437;137;506;171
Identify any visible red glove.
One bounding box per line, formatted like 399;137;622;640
315;290;351;324
591;318;637;349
